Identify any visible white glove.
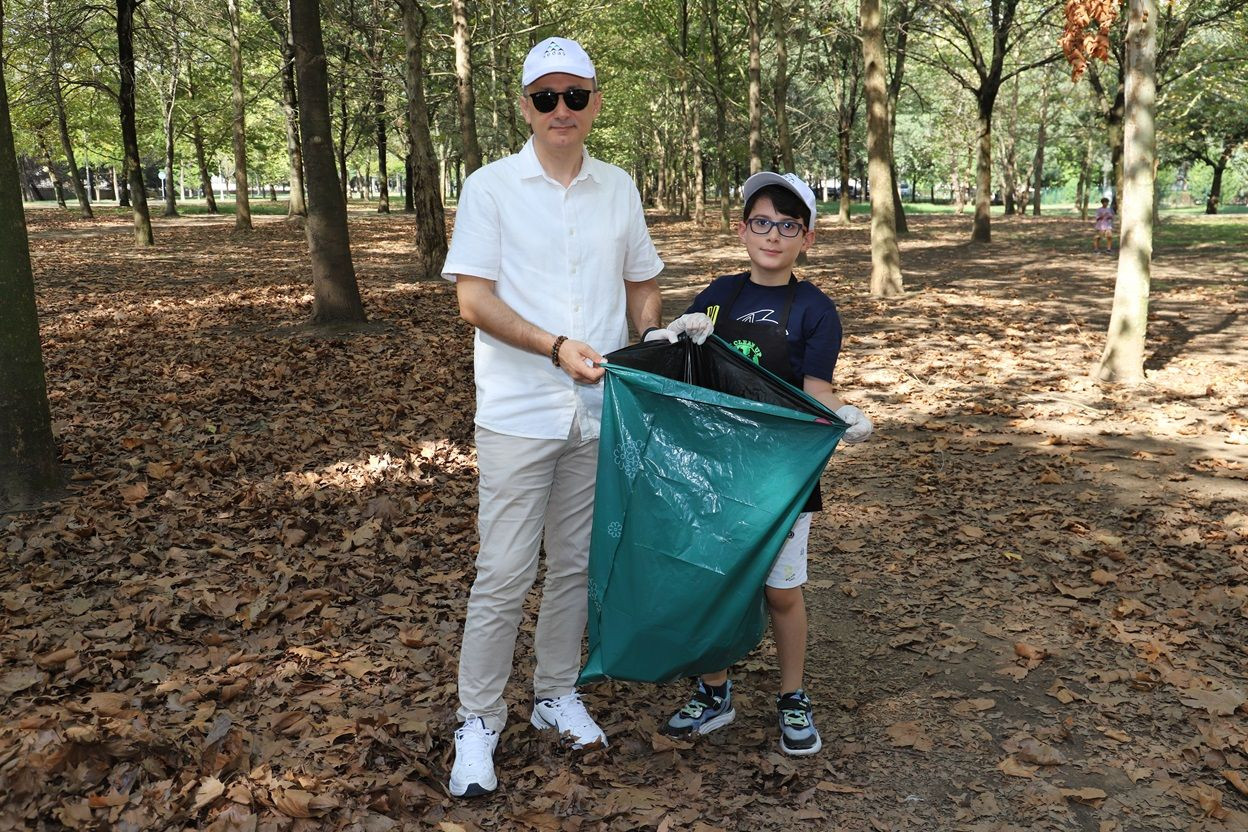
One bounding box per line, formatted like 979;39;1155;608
834;405;873;443
644;326;678;343
665;313;715;345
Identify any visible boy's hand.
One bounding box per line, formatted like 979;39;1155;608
646;313;714;345
834;405;873;443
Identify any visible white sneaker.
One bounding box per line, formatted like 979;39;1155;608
530;692;608;749
448;716;498;798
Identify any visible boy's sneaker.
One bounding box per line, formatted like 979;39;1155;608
448;716;498;798
662;679;736;738
777;690;822;756
530;692;608;749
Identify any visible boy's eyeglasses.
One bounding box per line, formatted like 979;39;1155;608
746;217;805;238
526;89;593;113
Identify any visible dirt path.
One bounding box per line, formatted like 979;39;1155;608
2;209;1245;831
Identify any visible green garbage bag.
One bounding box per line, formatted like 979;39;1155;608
578;336;847;685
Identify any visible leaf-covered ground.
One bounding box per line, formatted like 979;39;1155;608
3;206;1246;831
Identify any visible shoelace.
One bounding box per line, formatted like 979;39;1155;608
780;708;811;728
456;717;493;743
680;690;721;718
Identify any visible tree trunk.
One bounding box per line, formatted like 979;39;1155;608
375;84;389;213
0;35;62;509
690;93;705;226
1031;76;1050;216
1107;89;1124;211
707;0;731;232
42;141;67;208
679;0;704;226
290;0;365;323
1076;131;1092;220
191;117;218;213
861;0;903;297
1000;75;1019;215
451;0;482;175
886;0;913;234
837;135;852;223
971;93;996;242
370;0;389;214
404;153;414;211
117;0;153;246
1205;143;1231;214
745;0;763;175
45;0;91;218
772;0;794;172
257;0;307;217
115;165;129;207
1094;0;1156;384
399;0;448;280
162;100;178;216
227;0;252;230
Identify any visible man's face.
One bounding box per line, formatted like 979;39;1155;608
520;73;601;154
737;195;814;272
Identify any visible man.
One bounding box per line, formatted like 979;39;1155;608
441;36;667;798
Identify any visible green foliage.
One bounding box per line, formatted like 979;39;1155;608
4;0;1246;208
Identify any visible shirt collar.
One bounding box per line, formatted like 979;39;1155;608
518;136;599;184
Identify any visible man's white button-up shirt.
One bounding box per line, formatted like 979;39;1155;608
442;137;664;440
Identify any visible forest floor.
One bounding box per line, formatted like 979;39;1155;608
3;206;1247;832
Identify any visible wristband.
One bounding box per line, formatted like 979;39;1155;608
551;335;568;366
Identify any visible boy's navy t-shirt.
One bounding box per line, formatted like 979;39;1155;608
684;272;843;382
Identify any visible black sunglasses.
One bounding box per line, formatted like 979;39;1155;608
526;88;593;113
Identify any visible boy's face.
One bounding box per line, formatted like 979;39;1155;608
738;195;814;272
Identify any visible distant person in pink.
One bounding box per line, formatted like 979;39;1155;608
1093;197;1115;255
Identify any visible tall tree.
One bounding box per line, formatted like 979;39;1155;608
1030;69;1051;215
861;0;903;295
43;0;92;217
922;0;1060;242
823;27;862;224
746;0;763;174
398;0;447;280
1067;0;1158;381
1;1;62;509
290;0;365;323
368;0;388;213
886;0;915;233
226;0;252;229
772;0;795;172
117;0;154;246
451;0;482;174
255;0;307;217
706;0;732;232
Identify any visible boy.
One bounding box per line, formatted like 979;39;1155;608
1093;197;1115;255
653;172;873;756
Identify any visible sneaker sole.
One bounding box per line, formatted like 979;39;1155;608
779;732;823;757
449;779;495;798
530;711;609;750
661;707;736;738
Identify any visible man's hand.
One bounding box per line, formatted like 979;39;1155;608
556;337;606;383
833;405;873;443
643;313;715;345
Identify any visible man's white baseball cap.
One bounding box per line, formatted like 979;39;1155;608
522;37;596;86
742;172;818;229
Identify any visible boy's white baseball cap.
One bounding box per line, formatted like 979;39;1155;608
522;37;596;86
743;172;817;229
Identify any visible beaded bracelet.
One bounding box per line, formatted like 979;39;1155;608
551;335;568;367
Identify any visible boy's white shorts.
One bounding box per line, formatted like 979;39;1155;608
765;512;813;590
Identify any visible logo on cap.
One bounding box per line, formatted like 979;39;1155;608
542;41;566;58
